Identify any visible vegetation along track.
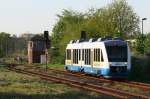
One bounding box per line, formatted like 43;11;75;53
6;64;150;99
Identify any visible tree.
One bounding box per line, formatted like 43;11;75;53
51;9;85;63
136;34;145;54
84;0;140;38
0;32;28;58
144;33;150;55
51;0;140;63
0;32;10;57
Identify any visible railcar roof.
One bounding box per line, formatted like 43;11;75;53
66;39;127;49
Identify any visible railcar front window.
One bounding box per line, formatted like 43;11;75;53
106;46;127;62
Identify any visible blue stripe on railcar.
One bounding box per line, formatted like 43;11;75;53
65;65;80;72
65;65;129;78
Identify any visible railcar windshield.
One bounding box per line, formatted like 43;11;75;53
105;45;127;62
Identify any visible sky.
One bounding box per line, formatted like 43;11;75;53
0;0;149;36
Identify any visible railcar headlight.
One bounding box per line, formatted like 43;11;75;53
124;63;127;65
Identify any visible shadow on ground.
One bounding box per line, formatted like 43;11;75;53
0;91;113;99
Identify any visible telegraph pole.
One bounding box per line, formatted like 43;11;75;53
142;18;147;36
141;18;147;56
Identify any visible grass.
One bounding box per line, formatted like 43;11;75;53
31;63;64;69
48;64;64;69
0;64;112;99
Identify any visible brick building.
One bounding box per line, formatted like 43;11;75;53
28;35;47;64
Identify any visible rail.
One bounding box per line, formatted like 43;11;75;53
7;65;150;99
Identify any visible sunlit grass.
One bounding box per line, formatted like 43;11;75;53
48;64;64;69
31;63;64;69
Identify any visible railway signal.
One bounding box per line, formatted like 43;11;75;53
44;31;51;71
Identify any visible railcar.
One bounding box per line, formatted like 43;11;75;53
64;37;131;78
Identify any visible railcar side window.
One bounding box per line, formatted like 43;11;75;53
89;49;91;65
84;49;87;64
73;49;78;64
66;49;71;60
101;50;104;62
94;48;100;62
76;49;78;64
97;49;100;61
73;49;75;64
73;49;75;63
82;49;84;60
79;49;81;60
75;49;76;63
94;49;96;61
76;49;79;64
85;49;91;65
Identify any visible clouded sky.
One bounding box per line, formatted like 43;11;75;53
0;0;149;35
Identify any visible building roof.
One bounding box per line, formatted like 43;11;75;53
31;35;46;41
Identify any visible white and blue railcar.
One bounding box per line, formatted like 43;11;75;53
65;38;131;78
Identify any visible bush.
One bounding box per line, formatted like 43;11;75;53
129;56;150;83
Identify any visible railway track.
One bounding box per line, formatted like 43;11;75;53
7;64;150;90
7;65;150;99
47;68;150;91
20;63;149;91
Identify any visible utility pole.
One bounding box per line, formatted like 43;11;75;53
142;18;147;35
141;18;147;56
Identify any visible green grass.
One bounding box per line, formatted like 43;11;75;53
48;64;64;69
0;64;112;99
31;63;64;69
